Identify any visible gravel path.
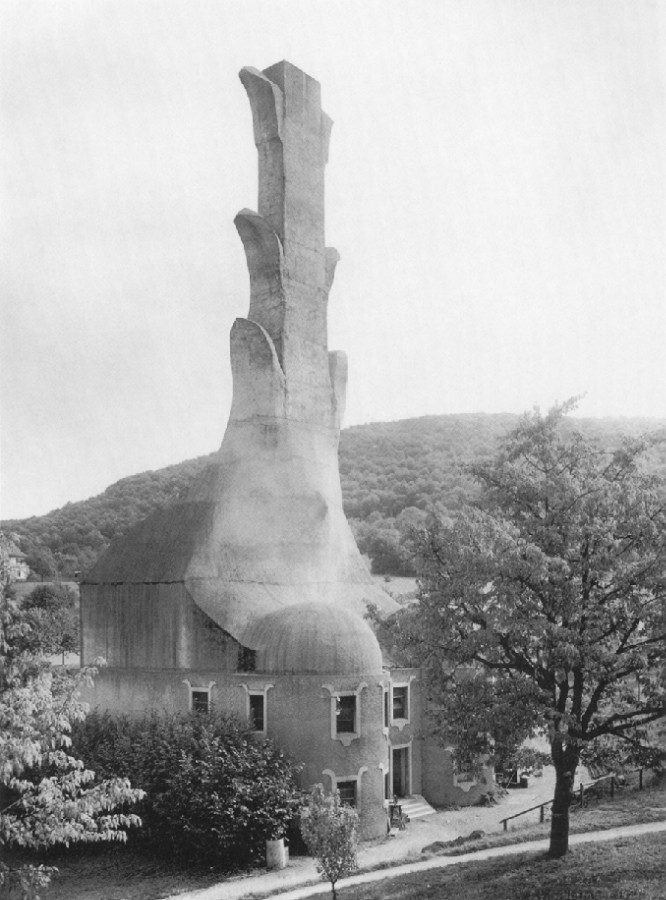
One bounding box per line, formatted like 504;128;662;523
261;820;666;900
167;768;572;900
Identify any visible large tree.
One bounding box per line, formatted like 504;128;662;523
389;403;666;857
0;534;143;898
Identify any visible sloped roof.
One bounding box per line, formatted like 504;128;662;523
84;452;398;644
7;542;26;558
86;501;213;583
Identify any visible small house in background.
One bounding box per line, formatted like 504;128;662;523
7;542;30;581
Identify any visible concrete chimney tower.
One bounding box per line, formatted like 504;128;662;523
82;61;395;669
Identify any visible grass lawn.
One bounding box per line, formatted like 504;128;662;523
7;777;665;900
3;843;226;900
329;831;666;900
419;775;666;860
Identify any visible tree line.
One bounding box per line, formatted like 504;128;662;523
3;413;666;579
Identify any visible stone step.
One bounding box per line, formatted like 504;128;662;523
396;794;437;820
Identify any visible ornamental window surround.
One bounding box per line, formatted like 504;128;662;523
322;683;368;747
390;675;417;731
182;679;216;714
392;685;408;720
336;780;357;807
249;694;264;732
322;766;369;812
240;682;274;736
336;695;356;733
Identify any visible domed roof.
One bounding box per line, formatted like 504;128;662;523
241;602;383;675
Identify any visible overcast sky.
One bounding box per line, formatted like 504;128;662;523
2;0;665;520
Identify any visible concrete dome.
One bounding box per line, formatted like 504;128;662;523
242;602;383;675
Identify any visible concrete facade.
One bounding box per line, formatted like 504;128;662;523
80;61;482;839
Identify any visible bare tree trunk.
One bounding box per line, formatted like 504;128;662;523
549;736;579;858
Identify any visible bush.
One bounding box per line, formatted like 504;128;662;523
300;784;359;900
21;583;79;658
72;710;303;868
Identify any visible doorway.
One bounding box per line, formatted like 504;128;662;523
392;745;410;797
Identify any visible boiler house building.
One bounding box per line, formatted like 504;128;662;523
81;61;490;838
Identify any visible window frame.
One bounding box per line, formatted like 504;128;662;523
240;682;274;736
182;679;216;714
237;646;257;672
322;683;367;747
336;780;357;807
249;693;265;733
322;766;368;814
336;694;356;734
389;675;416;731
392;685;409;722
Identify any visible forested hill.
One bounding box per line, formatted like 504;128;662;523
5;413;666;578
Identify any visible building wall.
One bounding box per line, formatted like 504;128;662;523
421;735;494;807
81;583;239;670
84;666;391;839
9;556;29;580
386;668;422;799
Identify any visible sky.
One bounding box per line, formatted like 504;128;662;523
1;0;665;520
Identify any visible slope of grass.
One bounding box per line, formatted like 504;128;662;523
420;775;666;860
3;844;223;900
9;777;665;900
331;831;666;900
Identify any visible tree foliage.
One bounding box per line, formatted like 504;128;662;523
0;534;143;899
21;584;80;660
24;549;57;582
72;709;303;868
389;404;666;857
300;784;359;900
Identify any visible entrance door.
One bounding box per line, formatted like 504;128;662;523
392;746;410;797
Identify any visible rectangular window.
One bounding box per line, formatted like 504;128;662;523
336;695;356;733
384;689;389;728
192;690;210;713
337;780;357;807
392;686;408;720
249;694;265;732
238;647;257;672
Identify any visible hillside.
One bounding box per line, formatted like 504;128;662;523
4;413;666;578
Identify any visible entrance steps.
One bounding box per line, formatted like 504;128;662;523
398;794;437;820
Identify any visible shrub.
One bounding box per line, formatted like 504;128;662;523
21;583;80;659
300;784;359;900
72;710;303;868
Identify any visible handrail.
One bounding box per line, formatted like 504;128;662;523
500;798;553;828
499;767;644;832
575;766;644;806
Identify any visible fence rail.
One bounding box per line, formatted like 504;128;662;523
499;767;644;832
